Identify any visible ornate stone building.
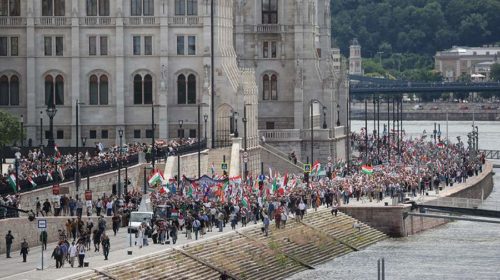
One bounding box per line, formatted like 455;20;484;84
0;0;348;162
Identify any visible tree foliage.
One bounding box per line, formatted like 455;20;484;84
331;0;500;56
0;110;22;147
490;63;500;81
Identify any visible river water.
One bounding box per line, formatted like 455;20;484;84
289;121;500;280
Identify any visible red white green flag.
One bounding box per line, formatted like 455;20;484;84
361;165;374;175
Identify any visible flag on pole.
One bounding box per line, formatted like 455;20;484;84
57;165;65;181
7;174;16;192
361;165;374;175
283;172;288;187
28;177;37;188
241;196;249;208
148;171;164;185
311;161;321;176
54;145;61;159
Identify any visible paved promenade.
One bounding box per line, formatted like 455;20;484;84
0;163;492;280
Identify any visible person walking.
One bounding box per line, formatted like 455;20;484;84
40;230;47;250
192;218;201;240
101;233;110;260
68;242;77;267
20;239;29;262
51;245;63;268
77;242;86;267
112;214;121;236
5;230;14;258
263;213;270;237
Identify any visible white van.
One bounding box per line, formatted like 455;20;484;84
128;211;153;233
413;104;423;110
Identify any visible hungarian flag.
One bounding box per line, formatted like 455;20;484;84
271;178;278;194
283;172;288;187
7;174;16;192
361;165;374;175
54;145;61;159
148;171;163;186
159;186;168;194
28;177;37;188
311;161;321;176
57;165;65;181
229;176;242;185
241;196;249;208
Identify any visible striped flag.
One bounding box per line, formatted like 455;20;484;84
361;165;374;175
54;145;61;159
7;174;16;192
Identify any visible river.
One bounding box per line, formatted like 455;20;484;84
350;120;500;150
288;121;500;280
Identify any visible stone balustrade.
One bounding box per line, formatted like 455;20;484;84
35;16;70;26
0;16;26;26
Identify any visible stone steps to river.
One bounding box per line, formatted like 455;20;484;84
81;208;387;280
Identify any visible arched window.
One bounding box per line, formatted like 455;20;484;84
0;75;8;105
143;74;152;104
89;75;99;104
262;0;278;24
270;74;278;100
133;73;153;105
55;75;64;105
44;75;54;106
262;74;270;100
133;74;142;104
177;74;196;104
187;74;196;104
99;75;108;105
89;74;109;105
9;75;19;105
177;74;186;104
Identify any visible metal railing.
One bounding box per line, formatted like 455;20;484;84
479;149;500;159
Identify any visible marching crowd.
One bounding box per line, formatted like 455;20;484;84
3;132;486;272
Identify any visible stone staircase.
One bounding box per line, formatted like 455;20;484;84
242;219;354;266
301;209;387;250
101;249;219;280
71;270;113;280
207;147;232;175
182;233;308;280
260;144;303;174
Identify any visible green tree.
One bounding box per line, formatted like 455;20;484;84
490;63;500;81
0;110;23;147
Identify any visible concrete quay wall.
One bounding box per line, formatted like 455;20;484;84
0;216;113;254
341;162;494;237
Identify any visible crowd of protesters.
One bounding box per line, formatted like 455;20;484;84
0;138;202;196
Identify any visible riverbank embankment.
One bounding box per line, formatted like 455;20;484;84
340;162;494;237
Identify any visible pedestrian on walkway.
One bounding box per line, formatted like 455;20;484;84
193;218;201;240
68;242;77;267
112;214;121;236
40;230;47;250
101;233;110;260
77;242;86;267
20;239;29;262
5;230;14;258
51;245;63;268
263;213;270;237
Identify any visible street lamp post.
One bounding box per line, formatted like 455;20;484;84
475;126;479;151
242;105;248;179
46;105;57;149
39;111;43;148
310;101;314;165
322;106;327;129
203;114;208;140
177;120;183;186
118;129;123;196
81;136;89;191
20;115;24;148
197;104;201;179
233;111;239;137
13;147;20;193
151;103;155;170
336;104;340;127
75;100;84;193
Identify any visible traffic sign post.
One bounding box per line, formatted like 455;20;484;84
37;219;47;271
304;164;311;173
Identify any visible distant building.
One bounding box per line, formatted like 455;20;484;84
349;38;362;75
435;46;500;81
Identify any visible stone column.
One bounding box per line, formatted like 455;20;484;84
158;5;169;139
115;4;126;144
71;4;81;146
26;0;37;143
